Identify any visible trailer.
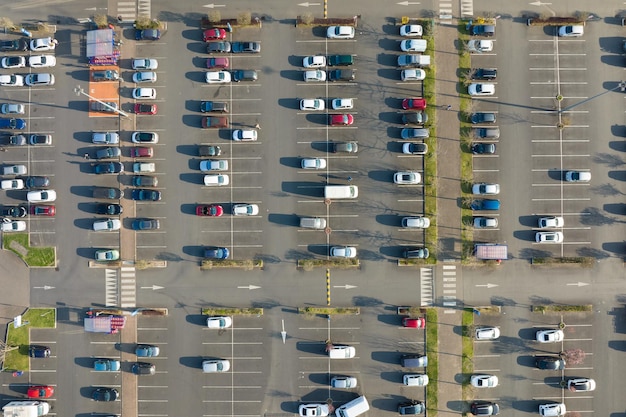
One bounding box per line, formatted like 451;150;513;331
84;310;126;334
3;402;50;417
474;244;508;260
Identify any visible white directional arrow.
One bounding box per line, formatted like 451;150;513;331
84;7;97;10
298;2;321;6
529;1;552;5
203;3;225;8
475;283;498;288
237;285;261;290
140;285;164;290
333;284;357;289
281;319;286;344
566;282;590;287
33;286;55;290
397;1;421;5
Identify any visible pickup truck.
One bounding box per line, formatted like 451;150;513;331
91;70;119;82
200;101;228;113
202;116;228;128
327;54;353;66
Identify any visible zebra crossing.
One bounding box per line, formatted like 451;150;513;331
439;0;453;19
114;0;151;22
460;0;474;17
104;267;137;308
441;264;459;313
420;267;434;307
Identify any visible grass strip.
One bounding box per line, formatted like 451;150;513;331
201;308;263;316
4;308;56;371
425;308;438;416
298;307;360;315
461;308;474;400
2;233;55;267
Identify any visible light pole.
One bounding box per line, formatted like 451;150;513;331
558;80;626;113
74;85;130;118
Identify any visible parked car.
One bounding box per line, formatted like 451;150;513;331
130;147;153;158
132;88;156;100
536;329;564;343
394;171;421;184
401;69;426;81
7;134;26;145
475;327;500;340
92;132;119;144
92;388;119;402
328;69;355;82
472;127;500;138
30;37;56;52
27;190;56;202
232;70;258;82
196;204;223;217
472;68;497;80
333;141;358;153
468;83;495;96
90;101;118;113
203;174;229;186
132;58;158;70
30;205;55;216
402;143;428;155
402;317;425;328
0;39;27;52
132;189;162;201
329;114;354;126
303;55;326;68
469;24;495;36
25;73;55;86
328;54;353;66
538;216;564;228
404;247;429;259
95;147;121;160
471;112;496;124
470;199;500;210
96;203;123;215
205;71;232;84
135;28;160;40
299;404;330;417
401;128;429;139
28;345;50;358
402;111;428;125
202;359;230;372
566;378;595;392
207;41;231;53
558;25;583;37
1;103;25;114
207;57;229;69
535;356;566;370
403;374;429;386
132;175;158;187
1;56;26;69
400;39;427;52
564;171;591;182
2;205;27;217
303;70;326;82
331;98;353;109
93;218;121;231
94;162;123;175
470;401;499;416
300;99;325;111
535;232;563;243
3;164;26;175
92;69;119;81
132;362;156;375
472;183;500;195
29;134;51;145
467;40;493;53
471;143;496;154
26;386;54;399
470;374;498;388
203;28;226;41
1;179;24;190
136;344;160;357
0;75;24;86
133;71;157;83
301;158;326;169
200;101;228;113
473;217;498;228
330;246;357;258
132;219;160;230
205;246;230;259
200;160;228;171
202;116;228;128
330;376;357;388
93;359;121;371
198;145;221;157
232;204;259;216
398;400;425;415
327;26;355;39
402;98;426;110
402;217;430;229
400;24;423;37
93;187;122;200
539;404;566;417
207;316;232;328
0;117;26;129
1;220;26;232
232;41;261;53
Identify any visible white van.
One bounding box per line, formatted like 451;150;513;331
328;345;356;359
335;396;369;417
300;217;326;229
324;185;358;199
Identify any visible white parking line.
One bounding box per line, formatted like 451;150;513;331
90;341;116;344
474;354;500;358
138;400;168;402
529;68;587;71
532;154;590;157
202;342;263;345
530;82;587;85
473;368;500;372
138;385;168;388
137;328;168;331
203;385;262;389
532;198;590;201
397;199;424;202
203;400;262;403
531;140;589;143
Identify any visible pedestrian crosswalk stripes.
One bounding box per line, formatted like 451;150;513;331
115;0;152;22
120;267;136;308
460;0;474;17
439;1;453;19
420;267;434;307
105;269;118;307
439;264;459;313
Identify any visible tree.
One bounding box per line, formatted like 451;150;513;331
559;348;585;365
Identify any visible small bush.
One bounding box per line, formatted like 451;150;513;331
237;12;252;26
207;11;221;23
300;13;314;25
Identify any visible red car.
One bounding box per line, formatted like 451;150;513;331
27;385;54;398
402;317;426;329
207;57;229;69
134;103;157;115
402;98;427;110
196;204;223;217
329;114;354;126
203;28;227;42
30;205;55;216
130;147;153;158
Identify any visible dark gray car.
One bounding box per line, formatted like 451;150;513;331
232;70;258;82
332;141;358;153
471;112;496;124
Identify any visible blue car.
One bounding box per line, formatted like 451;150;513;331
132;189;162;201
94;359;121;371
136;344;160;357
470;199;500;211
0;118;26;130
135;29;160;40
205;246;229;259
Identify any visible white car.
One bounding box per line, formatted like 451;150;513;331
394;171;421;184
1;179;24;190
93;132;119;144
25;73;54;86
132;88;156;100
95;249;119;261
472;183;500;195
303;70;326;82
28;55;56;68
470;374;498;388
202;359;230;372
331;98;353;110
473;217;498;228
27;190;56;203
535;232;564;244
300;99;325;111
232;204;259;216
207;316;232;329
1;56;26;69
475;327;500;340
132;58;158;70
558;25;583;37
3;165;26;175
403;374;429;386
301;158;326;169
1;220;26;232
400;39;427;52
401;69;426;81
564;171;591;182
402;217;430;229
203;174;229;186
536;329;564;343
330;246;357;258
400;24;423;37
131;132;159;144
299;404;330;417
538;216;564;228
327;26;355;39
303;55;326;68
330;376;357;388
0;75;24;86
133;71;157;83
232;129;258;141
566;378;596;392
30;37;56;51
1;104;24;114
539;404;566;417
199;160;228;172
93;219;121;232
468;40;493;53
468;83;495;96
206;71;231;84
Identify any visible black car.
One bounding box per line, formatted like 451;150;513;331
472;68;497;80
404;247;429;259
200;101;228;113
231;41;260;53
207;41;231;53
132;189;162;201
96;147;121;160
535;356;566;370
132;175;158;187
2;205;27;217
94;162;123;175
471;143;496;154
198;145;221;157
93;187;123;200
470;401;500;416
471;112;496;124
402;112;428;125
25;176;50;189
328;69;355;82
0;39;28;51
232;70;258;82
132;219;160;230
96;203;123;215
398;401;425;415
29;345;51;358
92;387;119;401
90;101;118;113
132;362;156;375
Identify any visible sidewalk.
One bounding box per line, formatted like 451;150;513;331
434;14;464;417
